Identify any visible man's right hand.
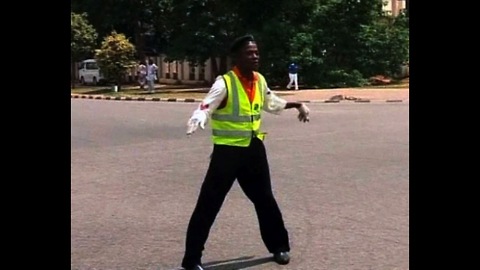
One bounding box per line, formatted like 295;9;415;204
186;111;207;135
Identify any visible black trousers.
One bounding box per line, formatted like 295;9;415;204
181;137;290;268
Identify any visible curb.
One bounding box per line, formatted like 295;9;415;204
71;94;405;104
71;94;202;103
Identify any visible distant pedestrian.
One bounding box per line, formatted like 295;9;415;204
137;61;147;89
146;59;158;93
286;62;299;90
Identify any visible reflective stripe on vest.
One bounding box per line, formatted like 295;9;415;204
211;114;261;122
212;129;259;137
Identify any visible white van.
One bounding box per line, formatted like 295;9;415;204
78;59;105;85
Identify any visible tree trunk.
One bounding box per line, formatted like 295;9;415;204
117;76;122;92
219;55;228;74
210;56;219;81
134;21;146;60
406;0;409;16
71;61;77;89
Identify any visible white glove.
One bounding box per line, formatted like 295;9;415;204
186;110;207;135
297;103;310;122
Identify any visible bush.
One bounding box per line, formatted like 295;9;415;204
95;31;136;91
323;69;368;88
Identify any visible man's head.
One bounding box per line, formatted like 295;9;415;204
230;35;259;71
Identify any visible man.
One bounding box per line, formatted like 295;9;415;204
137;61;147;89
146;59;158;93
286;62;299;90
182;35;310;270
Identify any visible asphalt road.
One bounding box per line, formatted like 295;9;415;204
71;100;409;270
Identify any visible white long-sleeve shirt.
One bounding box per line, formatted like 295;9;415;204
191;75;288;121
146;64;158;81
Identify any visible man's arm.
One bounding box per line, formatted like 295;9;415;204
285;102;302;110
186;76;227;135
286;101;309;122
263;83;310;122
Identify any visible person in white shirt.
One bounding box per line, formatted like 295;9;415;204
181;34;310;270
137;61;147;89
146;59;158;93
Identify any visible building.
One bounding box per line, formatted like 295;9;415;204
382;0;406;16
72;55;232;86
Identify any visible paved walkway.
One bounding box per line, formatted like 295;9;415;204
274;88;408;103
71;87;409;103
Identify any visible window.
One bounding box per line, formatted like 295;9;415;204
166;62;171;79
86;62;98;70
173;62;179;80
189;66;196;80
199;64;205;81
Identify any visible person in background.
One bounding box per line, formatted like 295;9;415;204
137;61;147;89
286;62;299;90
146;59;158;93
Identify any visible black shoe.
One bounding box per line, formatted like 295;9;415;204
184;264;204;270
273;251;290;265
184;265;204;270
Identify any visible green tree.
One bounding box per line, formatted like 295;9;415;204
73;0;409;88
71;12;98;88
72;0;172;59
95;31;136;91
278;0;409;87
252;0;319;86
164;0;240;78
356;11;409;77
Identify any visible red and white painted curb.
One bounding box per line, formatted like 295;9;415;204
71;94;405;103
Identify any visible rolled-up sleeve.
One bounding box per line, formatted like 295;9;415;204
263;85;287;115
190;76;227;119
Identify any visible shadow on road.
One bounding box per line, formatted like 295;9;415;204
203;255;273;270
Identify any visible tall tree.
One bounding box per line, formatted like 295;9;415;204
71;0;168;59
163;0;238;78
71;12;98;88
95;31;137;91
72;0;409;87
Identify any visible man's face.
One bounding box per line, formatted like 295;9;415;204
238;41;260;71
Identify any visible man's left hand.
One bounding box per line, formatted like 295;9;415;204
297;103;310;122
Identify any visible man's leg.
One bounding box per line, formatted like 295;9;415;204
236;138;290;254
286;74;294;89
147;79;154;93
294;74;298;90
182;145;241;268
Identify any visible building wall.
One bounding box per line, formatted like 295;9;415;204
382;0;406;16
71;55;232;85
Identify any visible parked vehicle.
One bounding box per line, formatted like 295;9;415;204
78;59;105;85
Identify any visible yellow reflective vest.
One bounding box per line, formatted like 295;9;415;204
210;70;266;147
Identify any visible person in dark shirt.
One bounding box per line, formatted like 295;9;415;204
286;62;299;90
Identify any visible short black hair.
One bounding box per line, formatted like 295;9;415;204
230;34;255;54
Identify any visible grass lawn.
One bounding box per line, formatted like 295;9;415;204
71;78;408;99
70;84;296;99
357;77;409;89
71;84;211;99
